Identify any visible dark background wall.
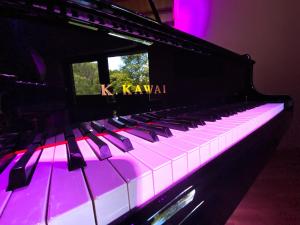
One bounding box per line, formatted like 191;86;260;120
201;0;300;148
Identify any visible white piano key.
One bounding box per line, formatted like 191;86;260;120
158;136;200;172
199;143;211;165
118;131;172;194
169;130;212;165
227;104;281;141
0;137;55;225
97;136;154;208
219;103;283;145
173;129;220;158
165;103;284;167
47;137;95;225
123;132;187;182
191;130;225;157
0;103;284;225
202;105;273;143
77;139;129;225
202;119;246;151
0;154;22;217
204;125;233;149
251;104;283;130
216;119;256;143
193;129;226;155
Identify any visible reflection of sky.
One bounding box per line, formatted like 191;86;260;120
108;56;124;70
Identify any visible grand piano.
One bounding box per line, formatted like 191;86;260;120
0;1;293;225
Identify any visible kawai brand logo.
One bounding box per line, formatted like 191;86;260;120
101;84;167;96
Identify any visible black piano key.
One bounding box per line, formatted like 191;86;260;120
91;121;106;133
190;114;217;122
117;117;138;126
108;117;158;142
208;113;222;120
92;121;133;152
140;114;158;121
223;112;234;117
154;121;189;131
73;128;83;139
197;120;206;126
0;152;15;174
139;123;173;138
66;137;86;171
104;130;133;152
79;122;93;135
117;116;172;138
172;116;206;126
126;127;159;142
147;112;163;119
8;133;45;190
208;108;230;118
178;119;198;128
131;114;151;122
65;129;86;171
107;118;126;129
229;110;238;115
86;133;112;160
78;126;112;160
161;118;197;128
65;127;75;139
32;133;44;145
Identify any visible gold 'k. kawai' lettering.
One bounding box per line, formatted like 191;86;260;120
100;84;167;96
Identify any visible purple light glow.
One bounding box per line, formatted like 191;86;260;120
31;49;46;79
173;0;211;38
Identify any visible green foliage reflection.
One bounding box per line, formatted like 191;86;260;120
72;53;149;95
109;53;149;93
73;62;100;95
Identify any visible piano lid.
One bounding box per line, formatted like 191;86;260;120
0;0;256;135
0;0;252;61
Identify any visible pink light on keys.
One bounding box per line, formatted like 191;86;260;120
97;136;155;208
0;103;285;225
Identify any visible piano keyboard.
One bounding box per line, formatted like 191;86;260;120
0;103;284;225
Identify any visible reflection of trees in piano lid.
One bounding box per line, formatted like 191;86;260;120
109;53;150;94
106;53;166;95
72;53;151;95
72;61;100;95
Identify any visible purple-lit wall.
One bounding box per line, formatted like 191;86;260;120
174;0;211;38
174;0;300;148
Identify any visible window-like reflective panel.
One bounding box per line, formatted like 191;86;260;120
108;52;150;94
72;61;100;95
